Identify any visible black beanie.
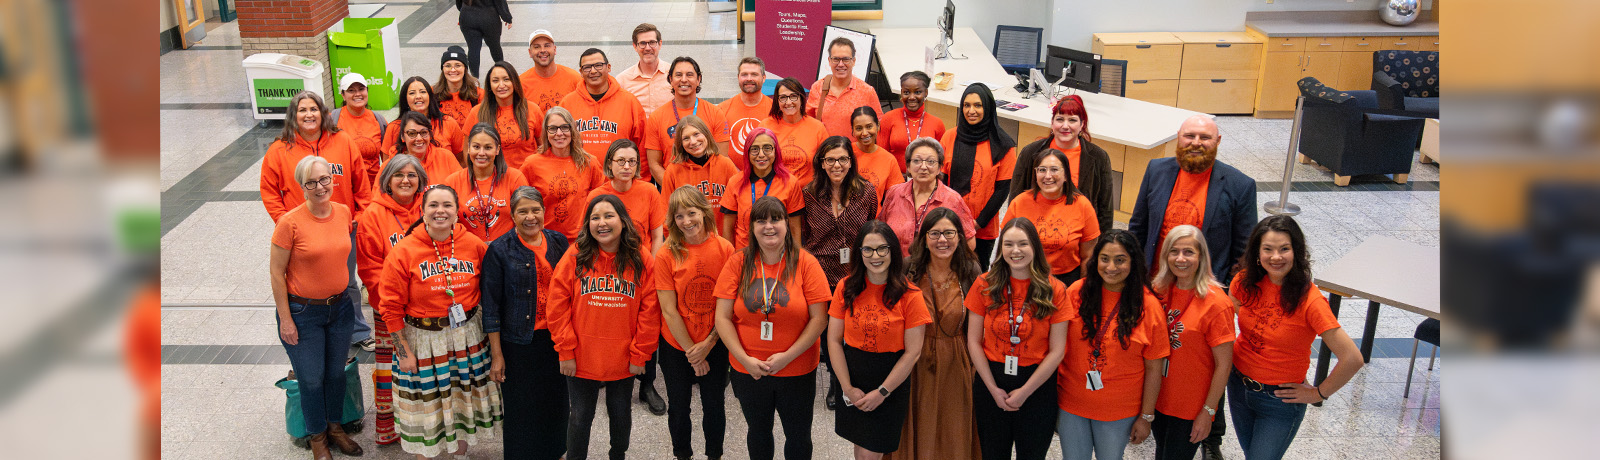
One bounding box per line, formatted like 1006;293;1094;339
442;46;467;67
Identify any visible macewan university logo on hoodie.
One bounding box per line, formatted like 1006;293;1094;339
694;180;726;200
576;116;620;135
579;273;638;298
418;258;477;280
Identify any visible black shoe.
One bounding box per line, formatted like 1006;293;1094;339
1202;442;1225;460
353;338;376;352
641;386;667;416
825;390;839;411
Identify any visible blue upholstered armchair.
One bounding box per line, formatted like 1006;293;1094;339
1371;50;1439;117
1295;77;1427;186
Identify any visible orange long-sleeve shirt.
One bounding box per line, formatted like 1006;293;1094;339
462;101;545;169
260;130;372;222
377;225;487;333
661;154;741;232
547;249;662;381
438;87;483;135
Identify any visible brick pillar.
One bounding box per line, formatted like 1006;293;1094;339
236;0;350;98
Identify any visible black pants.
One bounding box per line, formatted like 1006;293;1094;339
976;237;996;272
457;10;503;78
566;376;635;460
658;337;729;459
730;370;816;460
973;360;1057;460
502;331;568;460
1152;410;1204;460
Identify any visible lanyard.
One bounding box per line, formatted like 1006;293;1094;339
466;177;496;230
671;98;699;126
901;109;925;147
750;176;772;206
430;234;459;303
1089;307;1115;372
758;252;785;320
1005;282;1025;354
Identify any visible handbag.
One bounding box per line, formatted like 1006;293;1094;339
275;356;366;445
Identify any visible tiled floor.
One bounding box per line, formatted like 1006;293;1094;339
160;1;1441;458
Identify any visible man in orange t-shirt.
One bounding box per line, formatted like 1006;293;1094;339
560;49;650;180
1128;115;1256;282
519;30;583;112
644;57;732;182
807;38;883;139
718;57;774;165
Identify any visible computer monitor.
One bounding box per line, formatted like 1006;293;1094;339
935;0;956;59
1043;45;1101;93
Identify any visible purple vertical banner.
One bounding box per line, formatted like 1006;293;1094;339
756;0;832;88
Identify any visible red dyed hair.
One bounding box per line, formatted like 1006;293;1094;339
1051;94;1092;144
732;127;792;190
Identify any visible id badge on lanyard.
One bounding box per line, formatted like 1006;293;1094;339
449;303;467;328
1004;355;1018;376
1086;370;1104;391
760;321;775;341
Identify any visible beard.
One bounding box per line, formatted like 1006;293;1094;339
1177;145;1218;173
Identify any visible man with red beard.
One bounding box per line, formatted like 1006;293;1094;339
1127;115;1254;460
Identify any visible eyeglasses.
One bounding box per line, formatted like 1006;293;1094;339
302;175;333;190
822;157;850;167
636;40;661;47
547;124;573;133
389;172;419;181
748;144;777;154
579;62;608;72
613;158;640;166
1034;166;1064;175
829;56;855;64
859;245;892;257
909;158;939;167
403;129;431;138
927;230;959;241
777;94;803;102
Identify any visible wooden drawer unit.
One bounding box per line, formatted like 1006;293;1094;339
1092;32;1184;81
1305;36;1344;52
1265;36;1307;53
1178;78;1257;114
1341;36;1394;52
1124;79;1180;107
1174;32;1264;80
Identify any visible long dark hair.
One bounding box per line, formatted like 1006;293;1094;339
463;123;509;186
399;76;447;122
805;135;872;205
841;220;910;315
982;217;1056;319
906;207;982;293
767;77;808;120
1079;229;1149;349
392;111;441;154
737;196;801;296
1023;149;1079;204
476;61;533;142
1236;215;1313;315
405;185;459;236
575;194;646;282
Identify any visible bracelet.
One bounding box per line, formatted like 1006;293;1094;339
1315;386;1327;400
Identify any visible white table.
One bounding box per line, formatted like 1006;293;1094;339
871;27;1209;219
1311;235;1441;382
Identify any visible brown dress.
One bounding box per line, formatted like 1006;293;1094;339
884;269;983;460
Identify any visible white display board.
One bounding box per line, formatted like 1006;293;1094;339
815;25;875;82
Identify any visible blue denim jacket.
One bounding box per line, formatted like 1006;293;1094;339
480;229;568;345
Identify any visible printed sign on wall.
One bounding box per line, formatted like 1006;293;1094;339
756;0;832;88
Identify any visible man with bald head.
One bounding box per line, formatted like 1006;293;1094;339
1129;115;1257;281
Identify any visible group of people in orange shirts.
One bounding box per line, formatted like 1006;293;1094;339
263;25;1368;460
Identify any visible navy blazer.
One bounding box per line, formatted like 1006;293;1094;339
480;229;569;345
1127;158;1257;280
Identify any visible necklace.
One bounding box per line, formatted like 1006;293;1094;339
429;233;459;305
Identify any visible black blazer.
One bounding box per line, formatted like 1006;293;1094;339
1127;158;1257;280
1010;137;1115;232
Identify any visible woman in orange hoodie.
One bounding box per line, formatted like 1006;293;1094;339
379;185;502;459
334;73;387;183
547;194;662;460
384;76;464;159
660;115;740;232
353;153;427;446
519;106;604;241
463;61;544;169
445;123;529;242
392;111;464;185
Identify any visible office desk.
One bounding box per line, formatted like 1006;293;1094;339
871;27;1209;220
1310;235;1441;383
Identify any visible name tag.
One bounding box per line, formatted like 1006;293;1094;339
449;303;467;328
838;247;850;264
1086;370;1104;391
760;321;774;341
1004;355;1018;376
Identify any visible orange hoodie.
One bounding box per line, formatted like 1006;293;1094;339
336;106;385;183
377;225;487;334
547;249;662;381
383;115;464;159
558;76;649;179
355;192;420;310
461;101;545;169
260;130;373;222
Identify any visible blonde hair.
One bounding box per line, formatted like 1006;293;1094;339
663;185;717;262
538;106;593;170
670;115;721;163
293;155;332;189
1150;224;1223;297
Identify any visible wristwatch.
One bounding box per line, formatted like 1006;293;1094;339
877;385;890;396
1202;405;1216;416
1140;413;1155;422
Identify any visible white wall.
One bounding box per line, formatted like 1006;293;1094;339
833;0;1050;57
1043;0;1433;52
160;0;176;32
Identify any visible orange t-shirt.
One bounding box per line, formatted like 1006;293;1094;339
401;146;464;186
653;235;738;351
519;152;605;239
1058;143;1084;187
879;108;947;172
719;175;806;248
383;115;464;157
1155;284;1237;418
587;180;667;248
376;225;487;333
1001;192;1101;274
355;193;419;309
1057;283;1171;421
761;116;829;187
1231;274;1341;385
438;88;482;133
260;131;372;222
828;278;933;353
712;250;834;377
717;95;774;165
462;101;545;169
1160;167;1211;247
964;277;1075;366
661;154;741;232
336;106;385;182
444;169;530;242
941;132;1018;239
519;65;583;112
558;79;649;179
272;202;354;299
516;233;558;330
645;98;731;171
856;147;905;204
547;249;661;382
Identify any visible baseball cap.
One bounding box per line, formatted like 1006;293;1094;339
339;73;368;92
529;29;555;45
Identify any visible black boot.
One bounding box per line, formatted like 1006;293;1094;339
641;385;667;416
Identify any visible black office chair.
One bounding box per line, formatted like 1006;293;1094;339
1099;59;1127;97
1404;318;1440;399
993;25;1043;75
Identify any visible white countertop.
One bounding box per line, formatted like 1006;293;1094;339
871;27;1207;150
1313;235;1441;318
1244;11;1440;37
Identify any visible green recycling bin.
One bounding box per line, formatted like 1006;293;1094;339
327;17;401;110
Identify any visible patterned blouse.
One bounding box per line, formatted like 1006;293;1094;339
802;182;879;287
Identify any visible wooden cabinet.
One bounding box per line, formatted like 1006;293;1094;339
1256;51;1307;113
1178;79;1256;114
1091;33;1183;81
1248;31;1439;116
1336;51;1376;91
1174;32;1263;80
1124;79;1179;107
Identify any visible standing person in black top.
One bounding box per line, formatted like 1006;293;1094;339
456;0;513;78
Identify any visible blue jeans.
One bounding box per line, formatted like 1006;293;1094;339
1056;410;1136;460
1226;372;1307;460
346;231;371;343
279;296;356;435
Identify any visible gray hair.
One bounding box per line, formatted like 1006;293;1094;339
293;155;332;189
377;153;428;196
509;185;544;211
905;136;944;165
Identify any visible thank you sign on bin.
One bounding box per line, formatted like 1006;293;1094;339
254;79;305;116
756;0;831;88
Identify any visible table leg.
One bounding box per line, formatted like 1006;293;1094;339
1360;300;1381;363
1314;293;1341;385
